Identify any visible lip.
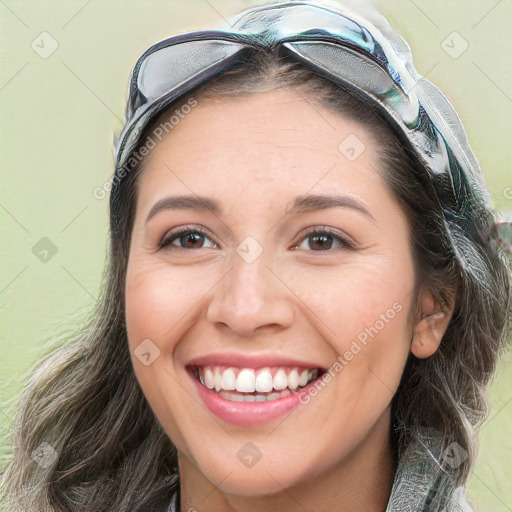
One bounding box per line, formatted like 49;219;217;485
187;352;326;371
188;370;307;426
186;353;326;427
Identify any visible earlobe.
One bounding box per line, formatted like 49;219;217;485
411;288;453;359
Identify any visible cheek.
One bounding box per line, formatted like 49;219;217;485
287;255;414;345
285;253;414;404
124;260;201;450
125;259;211;348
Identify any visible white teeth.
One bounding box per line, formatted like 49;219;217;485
218;389;291;402
255;367;273;392
273;369;288;390
221;368;236;390
196;365;321;395
287;368;299;390
298;369;309;387
204;367;214;389
214;367;222;392
236;369;256;392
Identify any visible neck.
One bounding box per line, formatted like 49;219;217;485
177;408;396;512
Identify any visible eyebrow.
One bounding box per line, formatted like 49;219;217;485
145;195;221;225
285;193;376;222
144;193;376;224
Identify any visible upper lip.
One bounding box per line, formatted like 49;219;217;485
186;352;326;370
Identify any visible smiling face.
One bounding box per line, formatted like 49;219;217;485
124;87;440;499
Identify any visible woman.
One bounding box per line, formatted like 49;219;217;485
2;1;511;511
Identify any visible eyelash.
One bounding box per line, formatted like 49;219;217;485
159;225;356;253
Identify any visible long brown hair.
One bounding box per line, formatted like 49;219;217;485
2;46;510;512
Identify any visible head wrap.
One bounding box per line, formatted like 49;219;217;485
111;0;510;266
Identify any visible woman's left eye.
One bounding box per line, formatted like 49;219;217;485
293;228;355;252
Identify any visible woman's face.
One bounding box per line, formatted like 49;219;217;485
125;88;421;495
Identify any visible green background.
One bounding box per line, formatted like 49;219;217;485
1;1;510;510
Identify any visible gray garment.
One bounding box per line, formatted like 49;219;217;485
166;438;475;512
384;435;475;512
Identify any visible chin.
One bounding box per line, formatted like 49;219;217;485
191;447;325;497
213;468;304;497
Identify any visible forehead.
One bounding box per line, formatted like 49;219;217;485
139;88;386;197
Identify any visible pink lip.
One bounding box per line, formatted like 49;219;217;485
187;370;325;427
187;352;325;370
188;371;302;426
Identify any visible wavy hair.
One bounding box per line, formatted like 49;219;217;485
2;46;511;511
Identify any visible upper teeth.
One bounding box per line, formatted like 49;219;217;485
197;366;318;393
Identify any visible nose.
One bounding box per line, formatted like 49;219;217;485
206;252;295;338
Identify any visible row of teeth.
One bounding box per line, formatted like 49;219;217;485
196;366;318;394
218;388;293;402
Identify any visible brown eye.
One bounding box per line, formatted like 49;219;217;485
294;227;355;252
160;227;217;250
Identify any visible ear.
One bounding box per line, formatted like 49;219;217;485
411;286;453;359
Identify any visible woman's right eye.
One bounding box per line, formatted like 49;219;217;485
160;227;217;251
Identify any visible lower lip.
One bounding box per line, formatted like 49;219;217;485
189;370;313;426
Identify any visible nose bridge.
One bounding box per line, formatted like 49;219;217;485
206;243;294;336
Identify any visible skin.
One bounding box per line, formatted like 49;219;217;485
125;88;453;512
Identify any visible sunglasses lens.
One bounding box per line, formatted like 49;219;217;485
137;40;245;102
